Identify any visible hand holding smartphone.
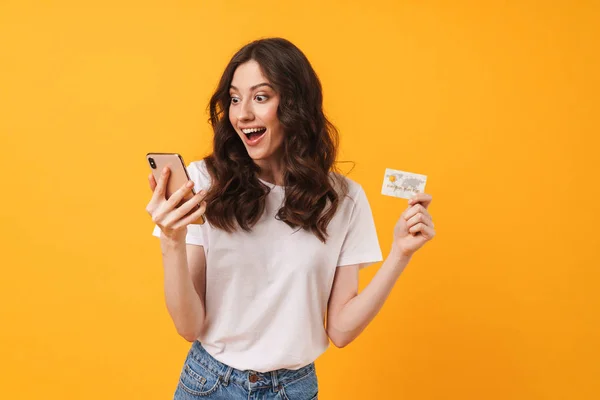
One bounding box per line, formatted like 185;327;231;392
145;153;206;240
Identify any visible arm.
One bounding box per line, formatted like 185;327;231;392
326;192;435;348
160;234;207;342
326;249;411;348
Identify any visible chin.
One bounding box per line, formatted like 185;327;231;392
247;150;270;161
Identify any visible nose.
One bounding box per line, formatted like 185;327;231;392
237;98;254;122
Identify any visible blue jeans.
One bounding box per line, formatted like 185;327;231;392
174;341;319;399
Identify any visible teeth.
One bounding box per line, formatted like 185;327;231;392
242;127;266;134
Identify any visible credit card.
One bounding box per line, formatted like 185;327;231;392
381;168;427;199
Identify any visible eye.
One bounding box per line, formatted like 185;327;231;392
230;96;240;104
255;95;268;102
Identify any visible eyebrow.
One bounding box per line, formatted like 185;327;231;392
229;83;274;92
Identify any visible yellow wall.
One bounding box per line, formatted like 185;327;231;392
1;1;598;399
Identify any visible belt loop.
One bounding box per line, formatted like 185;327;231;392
222;366;233;386
271;370;280;392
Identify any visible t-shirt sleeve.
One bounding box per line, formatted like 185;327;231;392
336;185;383;269
151;160;210;248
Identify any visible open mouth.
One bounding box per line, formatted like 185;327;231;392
242;127;267;142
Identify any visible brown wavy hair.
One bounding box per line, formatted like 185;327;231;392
203;37;348;243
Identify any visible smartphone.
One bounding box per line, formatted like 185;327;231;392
146;152;205;225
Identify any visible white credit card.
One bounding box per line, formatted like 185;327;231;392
381;168;427;199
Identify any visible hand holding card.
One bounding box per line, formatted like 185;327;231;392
382;168;436;258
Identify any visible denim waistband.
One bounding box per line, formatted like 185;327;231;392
189;341;316;391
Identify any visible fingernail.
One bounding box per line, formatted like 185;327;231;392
186;181;194;188
162;167;168;175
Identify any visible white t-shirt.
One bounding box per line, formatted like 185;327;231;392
152;160;383;372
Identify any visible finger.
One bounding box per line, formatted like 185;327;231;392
403;204;431;220
148;173;157;191
165;180;195;210
173;201;207;230
175;189;206;217
408;222;436;239
153;180;195;225
406;212;433;229
408;193;432;209
408;222;425;234
152;167;170;201
403;203;431;221
192;189;207;202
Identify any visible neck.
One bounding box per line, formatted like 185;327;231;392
255;157;285;186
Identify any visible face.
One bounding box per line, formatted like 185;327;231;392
229;60;285;164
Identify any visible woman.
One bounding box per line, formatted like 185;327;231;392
146;37;435;399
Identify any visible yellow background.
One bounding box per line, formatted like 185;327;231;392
1;1;598;399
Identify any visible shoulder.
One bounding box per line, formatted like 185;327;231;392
186;159;212;188
329;172;365;205
187;158;209;176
